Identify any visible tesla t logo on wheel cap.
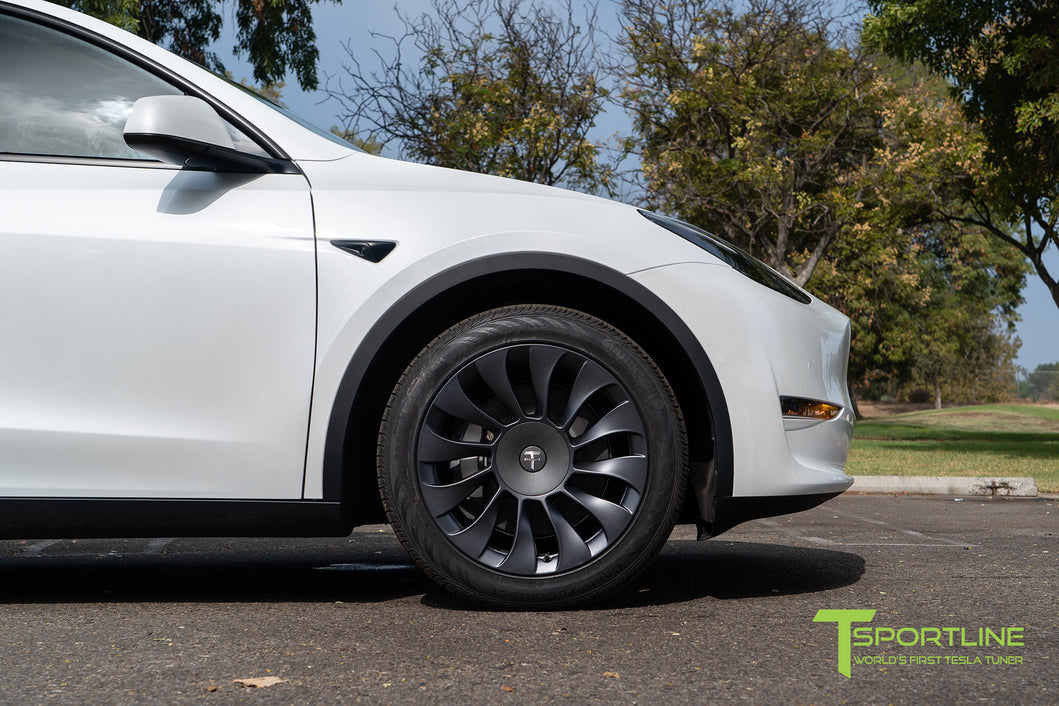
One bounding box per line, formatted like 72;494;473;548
519;446;547;472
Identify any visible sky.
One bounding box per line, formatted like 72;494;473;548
216;0;1058;374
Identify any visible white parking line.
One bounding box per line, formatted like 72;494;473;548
19;539;62;555
757;520;976;547
831;510;973;546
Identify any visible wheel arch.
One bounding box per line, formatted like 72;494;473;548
322;253;734;528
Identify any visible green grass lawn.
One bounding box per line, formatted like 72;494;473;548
848;404;1059;492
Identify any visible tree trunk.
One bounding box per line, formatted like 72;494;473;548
1028;246;1059;314
848;375;863;420
934;381;942;410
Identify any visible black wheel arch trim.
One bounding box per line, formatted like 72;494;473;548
321;252;735;523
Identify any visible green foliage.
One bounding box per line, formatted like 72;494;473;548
814;215;1025;408
58;0;336;90
63;0;139;33
620;0;886;285
812;65;1028;405
327;0;612;192
851;62;1026;407
1026;362;1059;402
621;1;1027;407
232;0;327;91
866;0;1059;312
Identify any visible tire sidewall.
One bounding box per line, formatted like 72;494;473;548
379;306;687;608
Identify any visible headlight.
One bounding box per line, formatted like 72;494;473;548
639;210;811;304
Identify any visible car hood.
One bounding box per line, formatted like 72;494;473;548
300;151;608;205
299;151;726;278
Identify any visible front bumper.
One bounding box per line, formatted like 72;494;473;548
629;262;854;515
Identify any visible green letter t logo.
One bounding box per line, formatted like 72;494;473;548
813;609;877;678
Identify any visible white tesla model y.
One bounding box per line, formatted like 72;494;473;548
0;0;854;607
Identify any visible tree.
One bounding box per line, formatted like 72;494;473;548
807;61;1028;410
63;0;139;33
326;0;612;193
58;0;337;90
1027;362;1059;402
814;214;1026;410
907;226;1025;408
865;0;1059;313
618;1;1027;410
619;0;886;286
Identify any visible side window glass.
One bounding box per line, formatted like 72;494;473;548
0;14;266;161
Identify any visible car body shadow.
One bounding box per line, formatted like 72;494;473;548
421;539;867;610
619;539;865;604
0;541;428;604
0;538;863;608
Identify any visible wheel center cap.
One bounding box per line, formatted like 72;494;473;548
495;422;571;496
519;445;547;472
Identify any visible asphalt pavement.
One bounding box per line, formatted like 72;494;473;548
0;494;1054;704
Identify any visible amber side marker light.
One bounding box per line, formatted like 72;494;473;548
780;396;842;420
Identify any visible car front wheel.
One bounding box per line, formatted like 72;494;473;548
378;305;688;608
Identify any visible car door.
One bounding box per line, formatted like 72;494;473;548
0;11;316;499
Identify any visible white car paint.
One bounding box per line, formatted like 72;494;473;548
302;153;725;498
630;263;854;497
0;161;316;497
1;0;853;512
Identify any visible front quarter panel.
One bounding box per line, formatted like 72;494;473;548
299;153;852;508
630;263;854;498
299;155;719;499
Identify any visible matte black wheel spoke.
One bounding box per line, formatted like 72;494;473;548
421;469;494;516
474;349;524;420
573;455;648;494
528;346;564;420
433;377;505;432
498;500;538;574
571;400;644;448
447;488;503;558
418;427;492;463
418;339;653;579
558;360;618;428
565;487;634;540
544;503;593;571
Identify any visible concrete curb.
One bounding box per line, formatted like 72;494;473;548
850;475;1039;497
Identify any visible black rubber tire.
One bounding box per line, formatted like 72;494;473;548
377;305;688;608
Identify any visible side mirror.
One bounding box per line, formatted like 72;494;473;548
123;95;294;174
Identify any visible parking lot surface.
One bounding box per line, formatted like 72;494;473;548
0;494;1054;703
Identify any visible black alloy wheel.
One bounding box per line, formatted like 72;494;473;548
378;305;688;608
